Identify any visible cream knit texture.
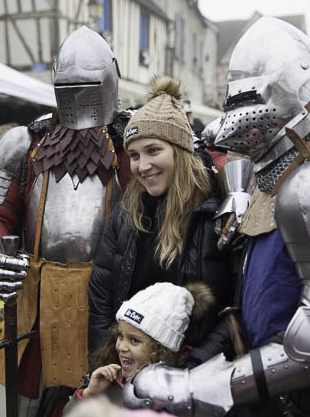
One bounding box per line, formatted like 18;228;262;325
116;282;194;352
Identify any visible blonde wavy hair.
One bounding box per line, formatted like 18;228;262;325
122;145;212;269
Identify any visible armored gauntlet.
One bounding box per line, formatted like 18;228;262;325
123;343;310;417
0;236;29;302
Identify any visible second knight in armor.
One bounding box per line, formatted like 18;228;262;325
0;26;131;416
123;17;310;417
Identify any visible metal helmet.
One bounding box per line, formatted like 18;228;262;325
214;17;310;163
201;117;222;147
53;26;120;130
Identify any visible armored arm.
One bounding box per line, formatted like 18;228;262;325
0;126;32;207
0;127;32;299
275;161;310;363
214;159;252;250
275;161;310;308
123;343;310;417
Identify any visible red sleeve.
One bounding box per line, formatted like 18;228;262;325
115;149;132;191
76;388;86;401
205;150;227;171
0;178;22;238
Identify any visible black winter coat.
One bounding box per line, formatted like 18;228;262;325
88;195;232;366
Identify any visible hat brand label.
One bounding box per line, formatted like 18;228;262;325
126;127;138;138
125;308;144;324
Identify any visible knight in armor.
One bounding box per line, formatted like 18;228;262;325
0;26;131;416
122;17;310;417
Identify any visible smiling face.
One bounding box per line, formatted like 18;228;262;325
116;321;153;378
127;138;175;197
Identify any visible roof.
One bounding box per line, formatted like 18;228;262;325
191;2;219;31
217;12;307;64
217;19;247;63
0;62;56;107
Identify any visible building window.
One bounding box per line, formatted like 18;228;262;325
175;14;186;63
165;46;174;77
139;11;150;67
192;31;197;70
199;39;204;76
99;0;112;38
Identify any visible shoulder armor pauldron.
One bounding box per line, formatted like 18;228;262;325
0;126;32;203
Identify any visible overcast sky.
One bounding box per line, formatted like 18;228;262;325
198;0;309;31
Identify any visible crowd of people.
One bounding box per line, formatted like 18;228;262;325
0;15;309;417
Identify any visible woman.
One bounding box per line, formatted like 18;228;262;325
88;76;232;367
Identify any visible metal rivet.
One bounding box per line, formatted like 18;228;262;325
301;63;308;70
168;396;173;401
271;369;276;373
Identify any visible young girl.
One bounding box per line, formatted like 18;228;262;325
88;76;231;368
64;281;213;413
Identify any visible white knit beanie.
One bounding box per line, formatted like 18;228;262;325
116;282;195;352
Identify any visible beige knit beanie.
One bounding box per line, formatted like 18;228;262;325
124;76;194;153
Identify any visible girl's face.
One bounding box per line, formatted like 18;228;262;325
127;138;175;197
116;321;153;378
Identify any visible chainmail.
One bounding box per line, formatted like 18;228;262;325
27;115;52;133
256;134;310;194
256;147;299;193
108;112;130;150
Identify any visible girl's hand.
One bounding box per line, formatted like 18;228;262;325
82;364;121;398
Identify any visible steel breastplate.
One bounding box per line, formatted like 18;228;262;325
23;172;121;263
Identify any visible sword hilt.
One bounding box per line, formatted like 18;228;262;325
219;306;249;358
